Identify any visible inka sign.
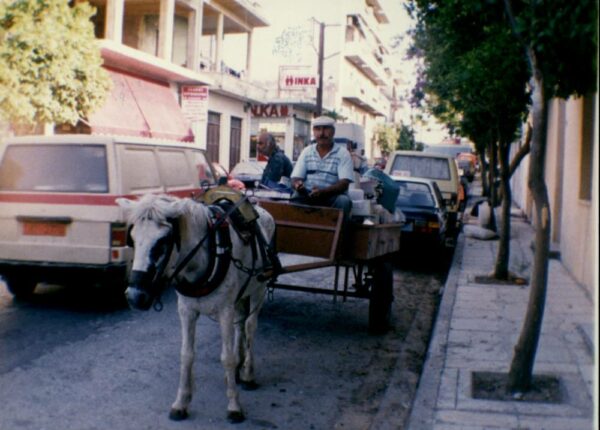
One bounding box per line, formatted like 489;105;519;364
279;65;318;90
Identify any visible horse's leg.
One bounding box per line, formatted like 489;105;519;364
237;290;265;390
219;308;245;423
169;301;199;421
233;297;248;385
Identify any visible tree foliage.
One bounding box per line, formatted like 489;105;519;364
374;122;421;154
373;123;400;155
407;0;530;149
0;0;111;127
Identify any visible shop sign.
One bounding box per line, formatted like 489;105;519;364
251;104;290;117
181;85;209;122
279;65;318;90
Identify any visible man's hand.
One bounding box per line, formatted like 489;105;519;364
294;181;309;197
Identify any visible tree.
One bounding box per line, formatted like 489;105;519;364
502;0;598;394
407;0;530;280
397;122;417;150
0;0;111;129
373;123;400;155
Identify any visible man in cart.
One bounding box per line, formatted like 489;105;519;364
291;116;354;222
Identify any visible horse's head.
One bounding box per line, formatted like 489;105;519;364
117;195;185;310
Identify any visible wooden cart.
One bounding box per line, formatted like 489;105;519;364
258;200;402;332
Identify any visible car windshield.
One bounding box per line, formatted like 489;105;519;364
396;182;435;208
389;155;451;181
0;144;109;193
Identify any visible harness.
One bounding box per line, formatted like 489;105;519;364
166;188;279;301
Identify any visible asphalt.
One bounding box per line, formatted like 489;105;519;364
390;182;596;430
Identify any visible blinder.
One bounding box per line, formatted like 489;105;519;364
126;217;181;251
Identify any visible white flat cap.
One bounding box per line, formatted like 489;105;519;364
312;116;335;127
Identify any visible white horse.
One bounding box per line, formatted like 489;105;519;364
116;194;276;424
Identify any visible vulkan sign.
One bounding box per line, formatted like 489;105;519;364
251;104;290;117
282;75;318;89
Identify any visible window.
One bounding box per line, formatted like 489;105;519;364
121;147;161;192
229;117;242;169
579;94;595;201
0;144;108;193
157;149;193;187
390;156;451;181
206;112;221;163
189;150;216;186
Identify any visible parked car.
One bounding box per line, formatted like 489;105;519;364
423;143;474;158
384;150;463;235
0;134;216;298
394;177;450;252
229;160;266;189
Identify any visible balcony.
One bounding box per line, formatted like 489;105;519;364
211;71;268;103
344;41;388;85
341;80;389;116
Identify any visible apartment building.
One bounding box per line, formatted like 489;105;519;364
248;0;399;162
61;0;269;170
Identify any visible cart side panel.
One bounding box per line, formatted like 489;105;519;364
348;224;402;260
259;200;343;260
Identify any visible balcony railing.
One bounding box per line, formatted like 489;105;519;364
341;79;389;116
344;41;388;85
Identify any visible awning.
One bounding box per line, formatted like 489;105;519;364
88;68;194;142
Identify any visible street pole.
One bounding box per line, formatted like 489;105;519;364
316;21;324;116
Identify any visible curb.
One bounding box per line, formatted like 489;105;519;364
405;232;466;430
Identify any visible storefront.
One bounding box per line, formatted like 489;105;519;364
249;103;314;162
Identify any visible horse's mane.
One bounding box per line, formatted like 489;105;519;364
126;194;182;224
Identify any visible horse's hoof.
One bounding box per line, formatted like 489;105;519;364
169;408;188;421
227;410;245;424
240;380;259;391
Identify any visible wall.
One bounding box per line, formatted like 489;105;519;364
512;94;598;295
558;96;597;292
207;92;250;170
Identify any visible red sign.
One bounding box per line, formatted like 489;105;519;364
181;85;209;122
251;104;290;117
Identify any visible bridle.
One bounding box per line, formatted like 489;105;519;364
128;196;269;311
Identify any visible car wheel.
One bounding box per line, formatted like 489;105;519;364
4;276;37;299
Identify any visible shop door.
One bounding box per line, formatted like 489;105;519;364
206;112;220;162
229;117;242;169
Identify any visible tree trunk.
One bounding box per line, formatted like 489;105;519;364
480;153;490;197
507;66;551;394
493;141;512;280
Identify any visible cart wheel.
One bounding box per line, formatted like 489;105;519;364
368;259;393;333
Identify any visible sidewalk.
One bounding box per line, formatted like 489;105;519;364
406;193;596;429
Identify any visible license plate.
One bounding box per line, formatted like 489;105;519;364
23;222;67;237
402;222;414;232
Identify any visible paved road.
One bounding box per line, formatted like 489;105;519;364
0;253;447;430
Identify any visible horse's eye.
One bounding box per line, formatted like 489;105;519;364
150;236;170;260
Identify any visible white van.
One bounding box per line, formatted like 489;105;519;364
0;134;216;298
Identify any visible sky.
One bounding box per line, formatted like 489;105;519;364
222;0;448;145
